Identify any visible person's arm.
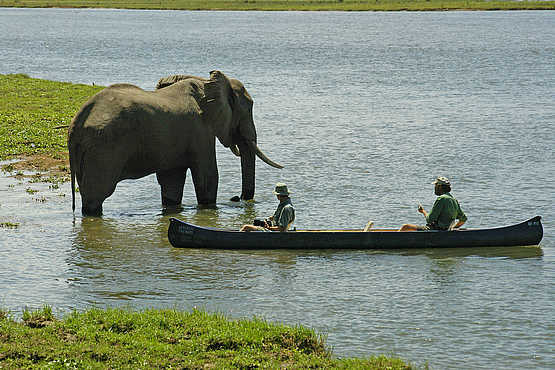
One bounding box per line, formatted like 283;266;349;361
263;218;287;232
265;225;287;232
260;218;284;231
266;205;294;232
453;202;467;229
418;204;428;218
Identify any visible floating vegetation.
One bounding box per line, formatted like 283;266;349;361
0;222;20;228
44;174;70;185
25;187;39;194
1;163;15;173
29;173;43;183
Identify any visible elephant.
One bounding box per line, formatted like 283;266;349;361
68;70;282;216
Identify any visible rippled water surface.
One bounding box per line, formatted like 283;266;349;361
1;8;554;369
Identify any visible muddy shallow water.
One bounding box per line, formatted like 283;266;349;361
1;8;554;369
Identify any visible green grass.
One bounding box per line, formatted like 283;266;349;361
0;306;413;368
0;74;103;161
0;0;553;10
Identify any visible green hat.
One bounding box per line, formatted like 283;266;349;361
432;176;450;186
273;182;290;196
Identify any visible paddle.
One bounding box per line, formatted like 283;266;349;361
363;220;374;232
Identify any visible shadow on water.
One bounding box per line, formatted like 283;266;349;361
265;245;544;260
166;240;544;263
393;245;544;260
161;200;259;229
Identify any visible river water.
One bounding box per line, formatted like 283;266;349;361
0;8;554;368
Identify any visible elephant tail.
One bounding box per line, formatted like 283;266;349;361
68;101;93;213
69;142;84;214
69;140;77;213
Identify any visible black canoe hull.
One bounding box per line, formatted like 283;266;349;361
168;216;543;249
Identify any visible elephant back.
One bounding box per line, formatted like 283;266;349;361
156;74;206;90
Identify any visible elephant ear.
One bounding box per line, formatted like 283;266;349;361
202;70;234;147
155;74;204;89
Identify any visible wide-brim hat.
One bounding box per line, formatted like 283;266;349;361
432;176;450;186
273;182;290;196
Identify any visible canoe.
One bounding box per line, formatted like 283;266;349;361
167;216;543;249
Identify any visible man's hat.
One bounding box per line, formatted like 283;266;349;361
432;176;450;186
273;182;290;196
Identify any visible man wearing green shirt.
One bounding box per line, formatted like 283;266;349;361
400;176;467;231
240;183;296;232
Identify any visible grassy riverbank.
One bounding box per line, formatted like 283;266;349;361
0;74;102;178
0;73;101;160
0;306;412;368
1;0;554;11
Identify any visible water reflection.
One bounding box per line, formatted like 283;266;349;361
73;216;168;249
395;246;544;260
428;258;461;287
161;200;260;230
69;208;302;295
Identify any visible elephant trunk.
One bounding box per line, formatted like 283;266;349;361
238;141;256;200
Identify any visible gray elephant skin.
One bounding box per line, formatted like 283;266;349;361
68;70;282;216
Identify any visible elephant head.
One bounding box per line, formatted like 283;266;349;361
156;71;282;200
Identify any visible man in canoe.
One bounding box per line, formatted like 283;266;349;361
240;183;296;232
399;176;467;231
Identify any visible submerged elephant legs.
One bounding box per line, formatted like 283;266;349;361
156;168;187;207
156;165;218;207
191;161;218;206
77;155;120;216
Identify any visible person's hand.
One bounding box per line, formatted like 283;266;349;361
417;204;424;214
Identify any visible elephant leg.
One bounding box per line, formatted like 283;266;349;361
81;198;103;217
190;157;218;206
79;167;118;217
156;168;186;207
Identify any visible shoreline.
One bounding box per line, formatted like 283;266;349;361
1;0;554;11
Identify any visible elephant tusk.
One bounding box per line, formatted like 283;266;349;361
230;145;241;157
251;141;284;169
